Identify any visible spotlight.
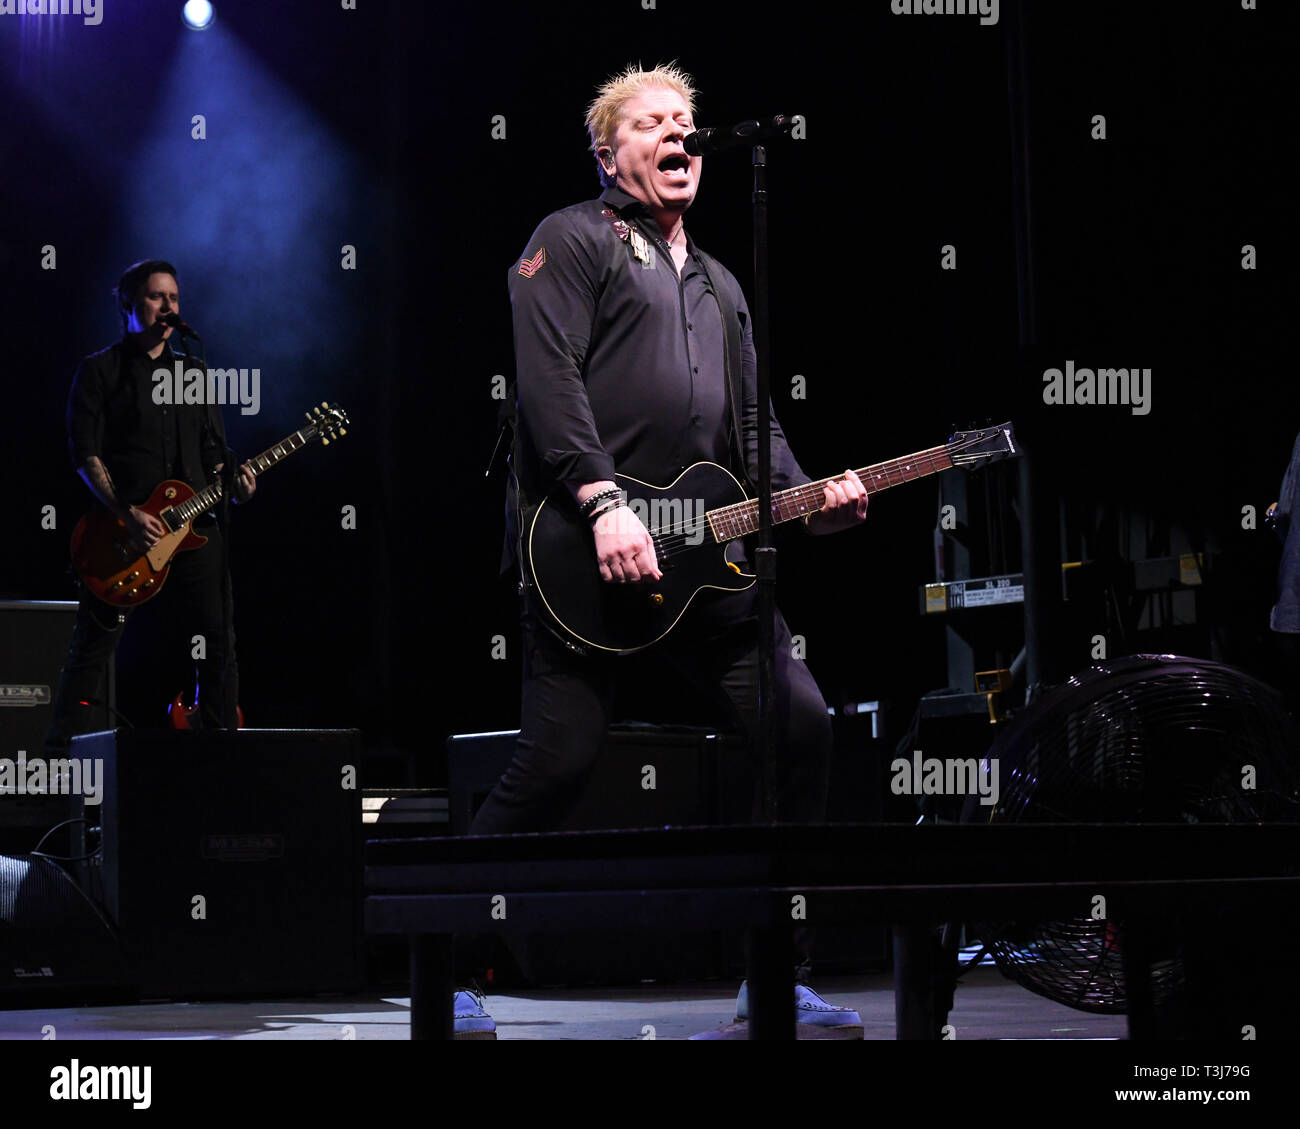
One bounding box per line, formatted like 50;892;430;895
181;1;214;30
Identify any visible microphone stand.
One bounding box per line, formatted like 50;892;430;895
745;142;797;1042
752;143;777;827
687;118;799;1038
217;444;236;729
178;326;237;730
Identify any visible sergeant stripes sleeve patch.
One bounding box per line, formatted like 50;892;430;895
517;248;546;277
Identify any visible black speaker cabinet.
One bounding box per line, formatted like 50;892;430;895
0;601;113;856
73;728;363;1000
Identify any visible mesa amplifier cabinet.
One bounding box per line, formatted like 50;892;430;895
74;727;363;1000
0;601;113;856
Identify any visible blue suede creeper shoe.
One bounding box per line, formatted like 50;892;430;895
453;987;497;1039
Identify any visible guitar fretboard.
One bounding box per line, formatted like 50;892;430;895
164;426;317;527
705;444;955;542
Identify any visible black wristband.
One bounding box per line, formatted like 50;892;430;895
588;498;625;523
579;487;622;517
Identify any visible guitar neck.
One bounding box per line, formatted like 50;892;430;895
166;426;318;525
706;444;955;541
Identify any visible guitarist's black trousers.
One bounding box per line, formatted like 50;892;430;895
44;519;239;748
468;584;833;978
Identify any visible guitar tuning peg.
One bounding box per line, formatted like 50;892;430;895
321;437;330;446
321;400;328;408
338;428;346;436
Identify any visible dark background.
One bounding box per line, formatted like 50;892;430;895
1;0;1293;786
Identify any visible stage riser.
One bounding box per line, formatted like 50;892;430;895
448;726;887;985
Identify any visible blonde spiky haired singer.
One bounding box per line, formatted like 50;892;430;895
585;62;698;187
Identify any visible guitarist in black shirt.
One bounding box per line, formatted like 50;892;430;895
45;259;256;753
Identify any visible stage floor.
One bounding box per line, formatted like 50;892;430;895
0;966;1127;1040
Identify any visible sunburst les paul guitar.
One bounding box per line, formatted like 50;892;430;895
70;403;350;608
524;422;1020;655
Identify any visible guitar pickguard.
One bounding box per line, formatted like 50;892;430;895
146;524;191;571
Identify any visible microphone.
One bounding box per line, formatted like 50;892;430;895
683;115;799;156
160;312;202;339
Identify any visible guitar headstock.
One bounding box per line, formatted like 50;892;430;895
305;402;350;446
946;421;1019;469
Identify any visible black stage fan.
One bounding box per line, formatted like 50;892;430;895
961;654;1300;1014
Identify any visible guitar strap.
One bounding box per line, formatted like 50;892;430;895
690;247;755;494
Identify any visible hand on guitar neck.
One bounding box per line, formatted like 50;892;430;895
803;468;869;535
213;461;258;504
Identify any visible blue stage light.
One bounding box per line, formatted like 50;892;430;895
182;1;214;30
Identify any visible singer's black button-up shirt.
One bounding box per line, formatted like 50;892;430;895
503;184;809;570
67;340;226;506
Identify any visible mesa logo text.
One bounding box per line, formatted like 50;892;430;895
0;684;51;707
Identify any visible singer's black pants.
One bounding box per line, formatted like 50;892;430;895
467;584;833;981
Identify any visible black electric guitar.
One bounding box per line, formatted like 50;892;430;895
524;422;1020;655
